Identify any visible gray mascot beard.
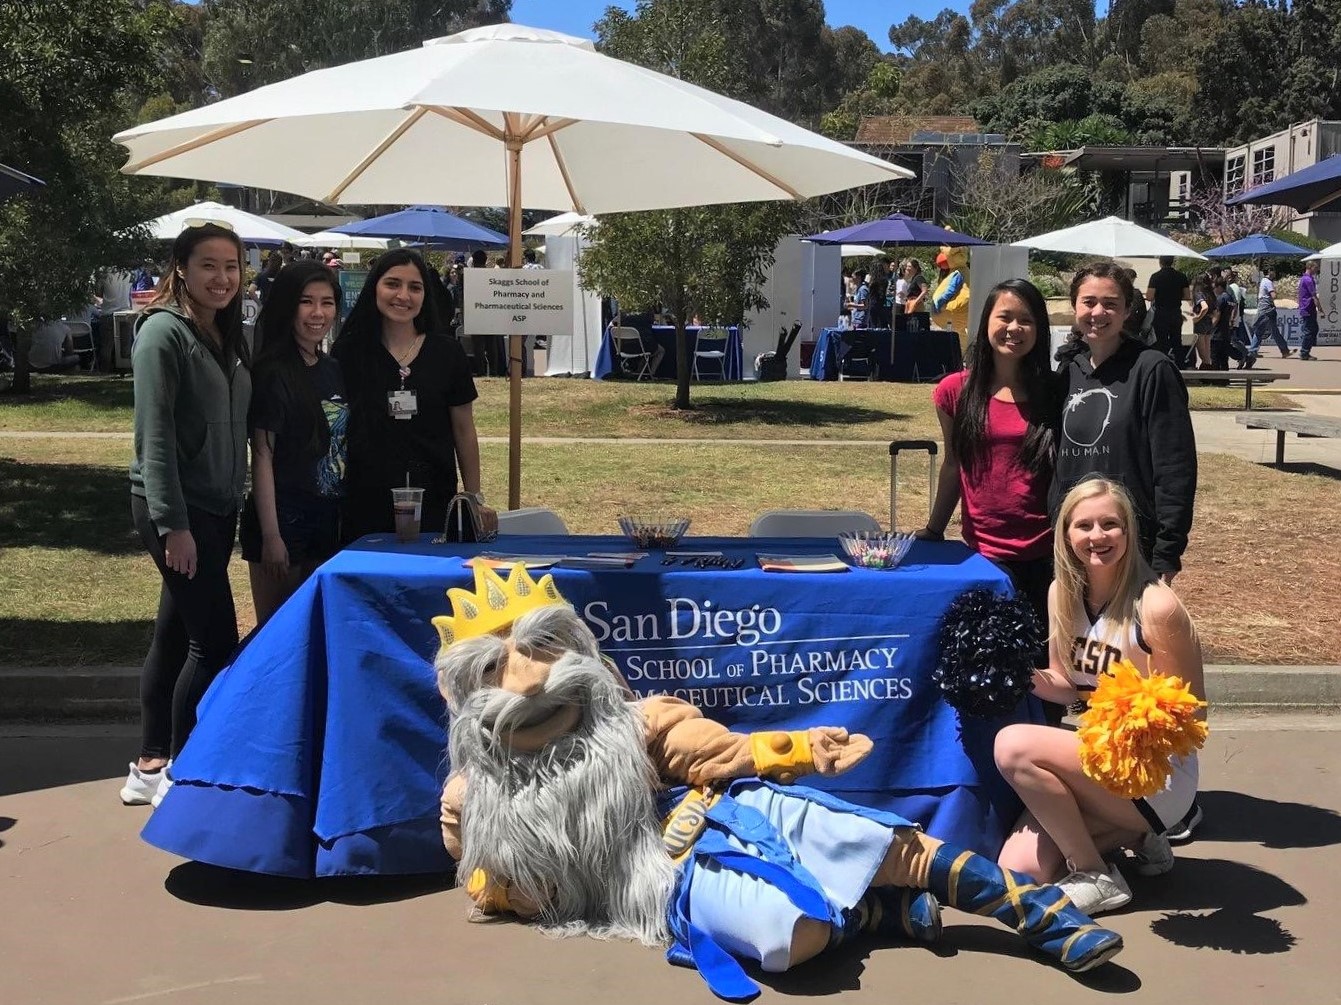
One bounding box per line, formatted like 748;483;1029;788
437;604;678;946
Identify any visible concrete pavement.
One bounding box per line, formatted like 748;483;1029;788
2;714;1338;1004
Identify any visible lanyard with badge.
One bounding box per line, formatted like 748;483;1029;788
387;335;423;420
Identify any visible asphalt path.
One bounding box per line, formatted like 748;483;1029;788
2;714;1339;1005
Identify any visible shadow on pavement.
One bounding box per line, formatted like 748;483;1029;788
164;861;452;910
1133;856;1304;955
1197;789;1341;848
1271;461;1341;481
0;735;127;797
0;815;13;848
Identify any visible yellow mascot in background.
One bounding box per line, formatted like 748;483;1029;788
931;245;971;351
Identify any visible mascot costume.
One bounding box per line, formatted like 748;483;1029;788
931;245;971;351
434;565;1122;1001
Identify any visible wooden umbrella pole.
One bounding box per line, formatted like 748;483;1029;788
506;133;524;510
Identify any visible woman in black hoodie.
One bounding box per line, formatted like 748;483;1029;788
1051;262;1196;586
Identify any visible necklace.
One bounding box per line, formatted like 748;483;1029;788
384;333;423;388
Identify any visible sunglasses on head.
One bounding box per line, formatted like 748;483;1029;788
183;218;236;232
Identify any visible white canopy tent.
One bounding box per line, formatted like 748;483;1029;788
137;200;308;246
523;212;597;238
290;229;394;250
1012;216;1205;259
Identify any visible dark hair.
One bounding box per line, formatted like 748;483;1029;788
144;223;248;363
334;249;443;357
952;279;1056;477
252;262;342;458
1068;261;1136;309
523;248;537;265
260;251;283;278
470;249;487;268
1159;256;1174;268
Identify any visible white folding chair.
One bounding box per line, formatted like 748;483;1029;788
497;507;569;535
610;326;653;381
748;509;882;537
692;326;730;380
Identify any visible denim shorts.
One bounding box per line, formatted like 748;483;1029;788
239;491;341;565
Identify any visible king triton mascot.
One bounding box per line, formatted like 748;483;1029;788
931;244;971;351
433;565;1123;1001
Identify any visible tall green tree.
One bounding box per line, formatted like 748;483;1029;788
589;0;804;409
0;0;175;393
199;0;512;96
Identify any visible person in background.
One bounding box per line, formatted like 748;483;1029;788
891;258;910;313
993;478;1203;915
1122;268;1149;342
1299;260;1320;360
918;279;1060;716
251;251;283;305
239;261;348;628
332;249;497;543
1250;266;1290;359
1144;257;1189;364
903;259;929;315
1209;278;1250;370
132;260;157;292
123;223;251;808
1188;276;1214;370
847;271;870;329
868;264;891;330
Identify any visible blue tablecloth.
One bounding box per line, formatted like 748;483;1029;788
144;535;1038;878
809;327;963;382
593;325;743;381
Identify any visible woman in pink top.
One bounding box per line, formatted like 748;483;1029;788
918;279;1059;709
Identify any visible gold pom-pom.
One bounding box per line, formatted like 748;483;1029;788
1077;659;1208;799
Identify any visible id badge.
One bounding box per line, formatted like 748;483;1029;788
387;389;418;420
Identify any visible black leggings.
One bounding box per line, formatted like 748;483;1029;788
131;495;239;759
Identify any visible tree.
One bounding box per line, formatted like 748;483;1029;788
199;0;512;97
590;0;806;409
946;152;1099;244
0;0;175;393
820;60;902;140
580;204;798;410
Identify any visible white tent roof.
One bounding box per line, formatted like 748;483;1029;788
138;200;308;245
523;212;597;237
290;229;394;250
1012;216;1205;259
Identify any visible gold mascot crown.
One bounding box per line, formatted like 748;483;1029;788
432;563;567;649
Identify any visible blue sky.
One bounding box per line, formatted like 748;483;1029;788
509;0;925;51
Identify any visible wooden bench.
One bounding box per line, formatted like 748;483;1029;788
1181;369;1290;409
1236;412;1341;466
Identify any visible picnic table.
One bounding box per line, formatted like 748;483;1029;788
1180;369;1289;409
1236;411;1341;467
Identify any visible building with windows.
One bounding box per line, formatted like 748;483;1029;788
1223;119;1341;242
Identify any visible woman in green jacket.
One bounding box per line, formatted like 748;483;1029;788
123;223;251;808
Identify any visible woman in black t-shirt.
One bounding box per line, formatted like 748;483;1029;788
241;261;349;626
332;249;497;543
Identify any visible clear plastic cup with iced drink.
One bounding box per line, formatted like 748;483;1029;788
391;487;424;543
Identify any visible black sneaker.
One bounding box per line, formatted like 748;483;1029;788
1299;353;1316;361
1166;802;1203;843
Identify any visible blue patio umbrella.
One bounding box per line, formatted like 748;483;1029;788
0;162;46;202
805;212;990;247
1227;155;1341;213
1201;233;1313;258
332;205;508;250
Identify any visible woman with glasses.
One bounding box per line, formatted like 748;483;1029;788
123;222;251;808
239;261;348;627
332;249;497;542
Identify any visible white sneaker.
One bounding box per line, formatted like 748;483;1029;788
150;762;174;809
120;763;164;806
1057;862;1132;916
1131;831;1175;877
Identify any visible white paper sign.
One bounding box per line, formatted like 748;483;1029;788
463;268;573;337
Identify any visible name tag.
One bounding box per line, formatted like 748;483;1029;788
387;390;418;419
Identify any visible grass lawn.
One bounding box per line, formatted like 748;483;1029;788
1;431;1336;667
0;372;1298;436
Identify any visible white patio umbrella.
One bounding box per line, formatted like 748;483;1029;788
291;229;396;250
138;200;308;246
1012;216;1206;259
1304;240;1341;261
113;23;911;507
523;212;597;237
839;244;884;257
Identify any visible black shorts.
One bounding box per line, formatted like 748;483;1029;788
239;491;342;565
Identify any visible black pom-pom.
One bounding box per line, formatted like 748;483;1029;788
933;587;1045;719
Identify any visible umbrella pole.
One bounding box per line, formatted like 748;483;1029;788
507;137;523;510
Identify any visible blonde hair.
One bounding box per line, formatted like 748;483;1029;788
1052;478;1154;654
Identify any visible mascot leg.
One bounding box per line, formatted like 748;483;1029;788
875;829;1123;973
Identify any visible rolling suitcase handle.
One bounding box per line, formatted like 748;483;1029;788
888;440;938;532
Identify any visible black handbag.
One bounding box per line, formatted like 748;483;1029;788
434;492;497;544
